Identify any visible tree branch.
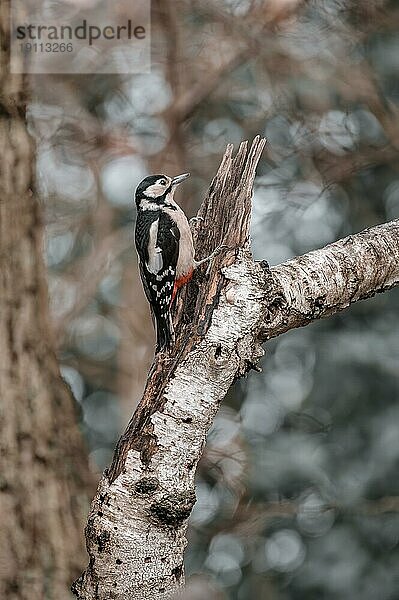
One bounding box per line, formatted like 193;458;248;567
265;218;399;339
73;138;399;600
212;496;399;538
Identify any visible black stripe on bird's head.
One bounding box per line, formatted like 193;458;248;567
135;173;190;208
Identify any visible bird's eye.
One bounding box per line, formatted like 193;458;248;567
159;178;167;185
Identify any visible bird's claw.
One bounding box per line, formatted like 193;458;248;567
189;216;204;227
193;244;230;275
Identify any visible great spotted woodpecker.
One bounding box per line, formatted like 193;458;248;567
135;172;209;353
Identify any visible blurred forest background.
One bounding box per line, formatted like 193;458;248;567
27;0;399;598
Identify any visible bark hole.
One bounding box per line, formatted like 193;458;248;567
214;344;222;359
97;531;110;553
172;564;183;581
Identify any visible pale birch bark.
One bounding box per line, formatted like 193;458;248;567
73;137;399;600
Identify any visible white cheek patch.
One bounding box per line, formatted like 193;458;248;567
146;184;166;198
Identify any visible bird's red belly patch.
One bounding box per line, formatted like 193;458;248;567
172;269;193;302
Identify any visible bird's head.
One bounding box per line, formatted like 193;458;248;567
135;173;190;208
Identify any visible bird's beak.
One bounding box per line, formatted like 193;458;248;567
171;172;190;186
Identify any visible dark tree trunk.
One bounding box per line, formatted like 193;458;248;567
0;3;93;598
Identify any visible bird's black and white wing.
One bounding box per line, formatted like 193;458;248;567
135;211;180;351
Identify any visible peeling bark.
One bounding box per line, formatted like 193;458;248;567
73;137;399;599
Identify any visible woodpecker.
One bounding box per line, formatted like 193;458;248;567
135;172;202;353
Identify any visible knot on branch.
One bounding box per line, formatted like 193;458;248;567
134;476;160;495
149;490;196;529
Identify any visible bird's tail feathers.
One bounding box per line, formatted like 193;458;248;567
155;310;175;353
